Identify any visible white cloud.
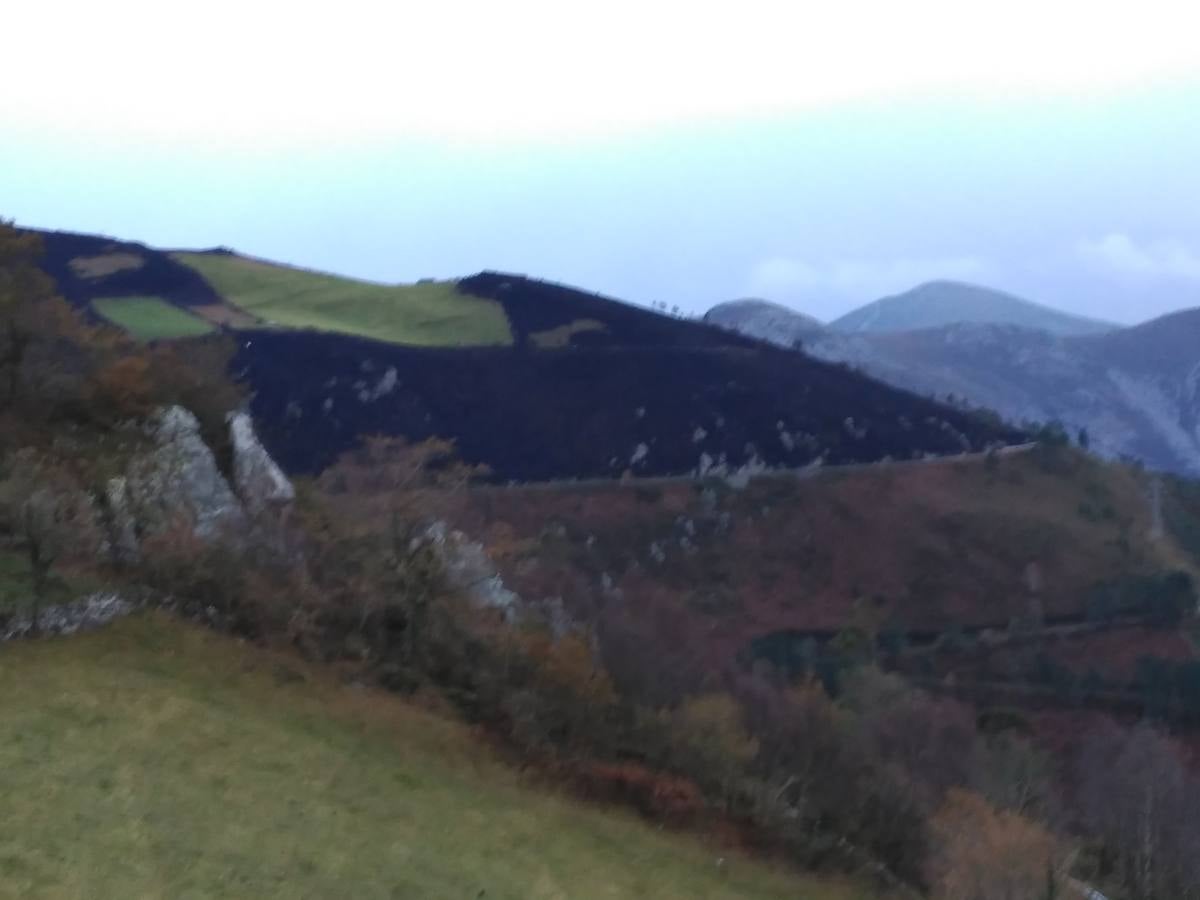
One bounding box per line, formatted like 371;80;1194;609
1077;234;1200;281
747;254;989;309
3;0;1200;145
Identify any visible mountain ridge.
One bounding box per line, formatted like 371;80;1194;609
707;295;1200;475
830;279;1116;336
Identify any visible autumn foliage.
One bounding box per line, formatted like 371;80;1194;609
926;789;1066;900
0;221;242;447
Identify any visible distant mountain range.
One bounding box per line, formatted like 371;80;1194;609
28;228;1022;481
707;282;1200;476
829;280;1116;336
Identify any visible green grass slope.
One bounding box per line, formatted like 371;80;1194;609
0;614;869;899
0;551;104;615
92;296;215;340
0;551;32;613
175;252;513;347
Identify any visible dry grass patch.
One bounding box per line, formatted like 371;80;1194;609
68;253;145;279
530;318;608;348
190;302;262;328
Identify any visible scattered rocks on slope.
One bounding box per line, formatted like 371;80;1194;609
3;593;135;640
420;521;519;615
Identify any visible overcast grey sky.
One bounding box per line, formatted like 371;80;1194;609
5;1;1200;323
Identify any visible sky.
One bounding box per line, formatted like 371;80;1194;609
4;0;1200;323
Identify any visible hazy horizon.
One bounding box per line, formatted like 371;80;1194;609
6;1;1200;324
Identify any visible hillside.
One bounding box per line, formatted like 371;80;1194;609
5;220;1195;898
443;446;1198;705
233;325;1021;480
0;614;870;900
28;228;1024;481
830;281;1115;336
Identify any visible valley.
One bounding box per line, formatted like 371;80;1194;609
444;442;1198;706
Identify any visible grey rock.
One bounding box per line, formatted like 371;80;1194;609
103;476;140;563
421;521;518;614
705;299;825;345
122;406;245;539
4;593;135;640
229;411;295;516
103;407;294;557
724;455;768;489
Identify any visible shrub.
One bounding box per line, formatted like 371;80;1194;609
573;762;705;824
926;789;1066;900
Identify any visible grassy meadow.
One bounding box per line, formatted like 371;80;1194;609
175;252;513;347
0;614;874;899
92;296;216;341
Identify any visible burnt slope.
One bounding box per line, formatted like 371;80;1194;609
233;327;1023;480
33;229;223;308
458;272;751;349
25;228;1026;480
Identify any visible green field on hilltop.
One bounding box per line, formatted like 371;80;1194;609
0;614;872;899
175;252;513;347
92;296;216;340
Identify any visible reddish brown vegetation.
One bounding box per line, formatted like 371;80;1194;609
444;449;1190;701
573;761;706;825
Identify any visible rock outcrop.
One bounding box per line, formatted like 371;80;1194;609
420;521;518;616
3;593;135;640
122;406;245;539
229;411;295;516
107;406;295;556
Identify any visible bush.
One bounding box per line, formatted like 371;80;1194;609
926;789;1066;900
573;762;705;824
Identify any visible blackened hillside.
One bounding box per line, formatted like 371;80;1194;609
233;328;1024;480
34;229;223;308
26;228;1026;480
459;272;752;349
